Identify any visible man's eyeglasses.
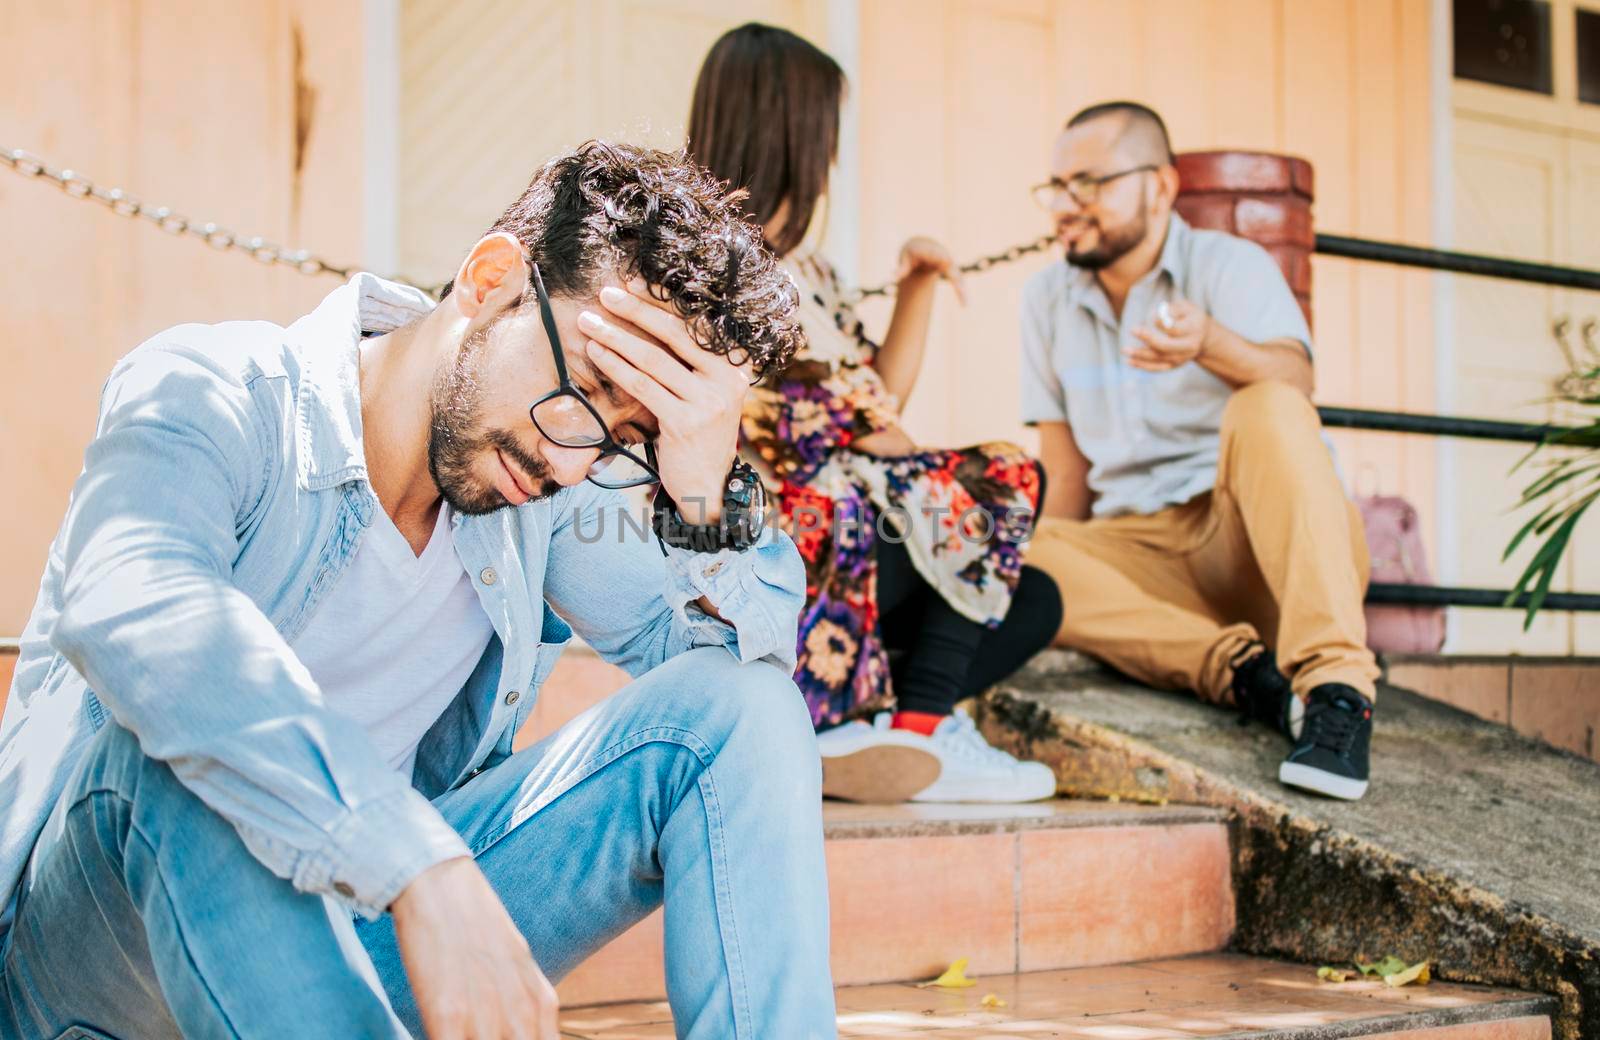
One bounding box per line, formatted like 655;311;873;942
1030;164;1159;211
526;262;662;490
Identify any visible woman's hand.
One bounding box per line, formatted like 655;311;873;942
892;236;966;305
853;426;918;458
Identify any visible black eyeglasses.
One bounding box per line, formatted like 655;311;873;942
1030;164;1159;210
526;262;662;490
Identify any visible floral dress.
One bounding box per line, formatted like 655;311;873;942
742;255;1044;728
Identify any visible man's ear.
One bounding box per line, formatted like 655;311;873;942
1153;165;1181;215
450;232;530;324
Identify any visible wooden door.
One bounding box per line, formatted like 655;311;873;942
1448;114;1574;652
1449;0;1600;653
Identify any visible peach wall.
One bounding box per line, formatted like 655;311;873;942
0;0;368;634
2;1;1437;640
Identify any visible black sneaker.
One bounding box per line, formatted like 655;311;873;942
1229;643;1299;738
1279;684;1373;800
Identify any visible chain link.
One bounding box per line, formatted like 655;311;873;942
5;144;1051;303
849;233;1057;302
1;145;383;282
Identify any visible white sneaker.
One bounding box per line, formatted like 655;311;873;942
910;709;1057;804
817;716;942;803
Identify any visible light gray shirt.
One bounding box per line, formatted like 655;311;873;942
1020;214;1313;518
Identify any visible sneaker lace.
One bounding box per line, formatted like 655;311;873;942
1303;697;1365;755
933;710;1021;767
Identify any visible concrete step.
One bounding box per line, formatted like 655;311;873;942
981;662;1600;1038
560;952;1557;1039
557;799;1234;1007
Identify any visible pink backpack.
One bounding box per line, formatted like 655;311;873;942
1357;494;1445;654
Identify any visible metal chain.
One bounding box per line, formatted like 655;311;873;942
849;233;1057;302
1;145;377;282
4;144;1052;302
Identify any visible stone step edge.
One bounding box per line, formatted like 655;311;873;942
974;685;1591;1040
820;801;1225;841
1234;998;1557;1040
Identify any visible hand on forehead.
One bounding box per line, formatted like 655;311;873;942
573;275;753;434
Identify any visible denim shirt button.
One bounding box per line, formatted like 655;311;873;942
478;567;498;586
333;881;356;899
504;690;521;706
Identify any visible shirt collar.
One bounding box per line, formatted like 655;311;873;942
288;273;437;491
1152;211;1189;282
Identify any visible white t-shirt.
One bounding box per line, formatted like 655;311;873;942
290;500;494;779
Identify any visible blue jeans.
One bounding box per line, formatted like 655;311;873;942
0;648;835;1040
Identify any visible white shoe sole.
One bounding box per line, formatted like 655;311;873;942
1279;761;1369;800
822;745;943;803
910;765;1057;804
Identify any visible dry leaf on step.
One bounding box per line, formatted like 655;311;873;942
1384;961;1431;987
917;958;978;989
1317;966;1350;983
1355;956;1409;978
980;993;1006;1008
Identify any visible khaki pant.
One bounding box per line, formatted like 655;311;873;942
1027;381;1379;704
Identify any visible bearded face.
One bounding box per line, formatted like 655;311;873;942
1060;181;1151;271
426;320;561;516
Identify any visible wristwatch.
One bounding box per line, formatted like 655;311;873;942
651;459;768;553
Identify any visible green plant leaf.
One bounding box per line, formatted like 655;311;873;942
1504;392;1600;628
1517;512;1585;628
1504;500;1565;561
1518;460;1598;504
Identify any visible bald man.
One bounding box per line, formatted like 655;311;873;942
1019;101;1379;800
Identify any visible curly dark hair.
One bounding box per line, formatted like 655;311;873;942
450;140;801;378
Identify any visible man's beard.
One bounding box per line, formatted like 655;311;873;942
1065;194;1150;271
427;335;558;515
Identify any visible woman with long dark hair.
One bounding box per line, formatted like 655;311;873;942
688;22;1062;804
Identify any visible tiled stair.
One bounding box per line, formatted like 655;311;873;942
556;800;1555;1039
558;800;1235;1007
565;953;1553;1039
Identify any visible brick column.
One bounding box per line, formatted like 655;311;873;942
1174;151;1315;328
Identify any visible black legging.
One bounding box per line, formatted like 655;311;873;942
875;538;1063;716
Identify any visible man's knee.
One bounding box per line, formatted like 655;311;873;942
1222;380;1317;437
658;648;811;734
723;656;814;748
75;721;179;804
1026;516;1100;577
680;649;818;786
52;722;198;868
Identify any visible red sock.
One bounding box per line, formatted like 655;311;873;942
891;710;946;736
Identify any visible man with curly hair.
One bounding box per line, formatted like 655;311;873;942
0;141;832;1039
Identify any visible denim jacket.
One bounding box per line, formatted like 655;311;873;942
0;274;805;941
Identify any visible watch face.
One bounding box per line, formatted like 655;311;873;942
727;463;766;546
748;484;768;532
